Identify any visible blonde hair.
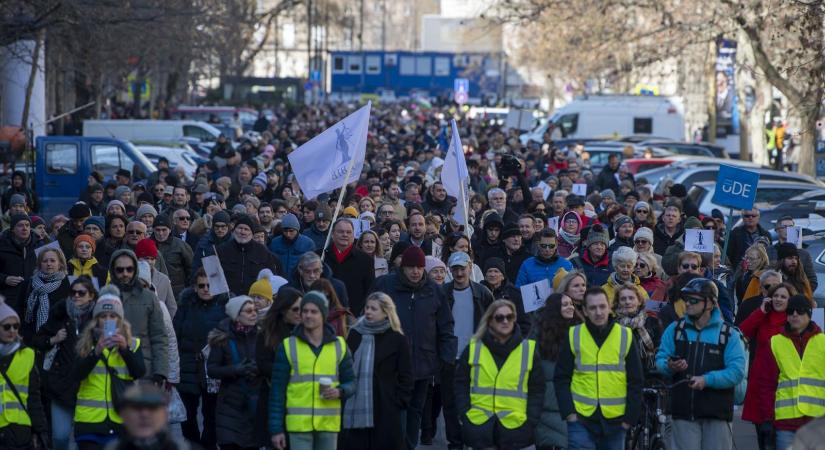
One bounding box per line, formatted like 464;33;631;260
364;292;403;334
37;247;67;273
637;252;660;276
76;315;134;358
357;230;384;258
557;271;587;296
745;243;770;272
612;283;647;312
473;299;517;340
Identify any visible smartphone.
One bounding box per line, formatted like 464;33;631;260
103;319;117;338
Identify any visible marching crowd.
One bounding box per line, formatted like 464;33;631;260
0;101;824;450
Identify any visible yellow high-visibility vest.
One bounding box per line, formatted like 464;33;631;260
569;323;632;419
466;338;536;429
0;347;34;427
74;339;141;425
284;335;346;432
771;333;825;419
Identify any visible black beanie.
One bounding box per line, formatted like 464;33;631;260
213;210;231;226
390;241;412;263
777;242;799;260
483;257;506;275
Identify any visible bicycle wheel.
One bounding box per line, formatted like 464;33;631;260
626;425;645;450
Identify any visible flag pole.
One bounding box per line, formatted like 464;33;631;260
320;145;360;262
452;119;475;282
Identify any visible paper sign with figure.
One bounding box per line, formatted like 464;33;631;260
201;254;230;296
572;184;587;196
537;181;551;200
520;279;552;313
346;219;371;238
547;216;559;231
34;240;61;258
684;229;715;253
786;225;803;249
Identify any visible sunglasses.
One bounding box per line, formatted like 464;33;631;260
115;266;135;274
681;263;699;270
127;230;144;235
634;239;649;245
788;308;810;316
197;283;209;289
743;214;758;218
493;313;516;323
1;323;20;331
637;262;647;268
71;289;88;297
539;243;557;249
636;209;649;214
177;217;191;221
684;296;705;305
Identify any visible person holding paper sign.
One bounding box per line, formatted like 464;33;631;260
768;217;817;292
727;209;771;270
774;243;814;302
516;229;573;289
454;300;545;450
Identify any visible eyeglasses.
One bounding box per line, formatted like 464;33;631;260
787;308;810;316
634;240;650;245
539;243;557;249
493;313;516;323
684;296;705;305
681;263;699;270
197;283;209;289
177;216;191;221
127;230;144;235
115;266;135;274
636;209;649;214
1;323;19;331
71;289;88;297
743;214;758;218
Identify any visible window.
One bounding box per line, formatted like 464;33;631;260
385;54;397;66
756;188;809;204
332;56;346;73
46;143;78;174
633;117;653;134
434;57;450;76
183;125;216;143
91;145;135;179
399;56;415;75
415;56;431;75
557;113;579;137
347;55;362;74
365;55;381;75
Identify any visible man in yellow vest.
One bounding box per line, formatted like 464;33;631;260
769;295;825;450
555;287;643;449
455;299;545;449
269;291;355;450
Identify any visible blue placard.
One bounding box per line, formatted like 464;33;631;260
454;78;469;94
711;164;760;210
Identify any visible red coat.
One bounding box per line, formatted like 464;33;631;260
765;323;823;431
740;308;787;424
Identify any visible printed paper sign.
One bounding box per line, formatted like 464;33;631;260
684;229;715;253
346;218;372;238
34;240;61;258
201;254;230;296
537;181;552;200
572;184;587;196
786;225;803;249
547;216;559;231
520;279;552;313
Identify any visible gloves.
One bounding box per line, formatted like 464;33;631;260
150;374;167;387
234;359;257;377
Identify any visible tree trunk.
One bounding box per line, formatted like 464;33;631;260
798;107;819;176
20;31;44;130
706;40;717;143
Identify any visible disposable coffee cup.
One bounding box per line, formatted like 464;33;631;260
318;377;333;389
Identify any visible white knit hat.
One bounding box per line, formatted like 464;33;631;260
634;227;654;243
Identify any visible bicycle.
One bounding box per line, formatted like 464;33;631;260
625;378;689;450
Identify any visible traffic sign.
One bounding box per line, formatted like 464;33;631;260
711;165;760;211
454;78;469;104
454;91;468;105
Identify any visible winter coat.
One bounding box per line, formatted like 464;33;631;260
268;234;316;276
534;359;567;448
739;307;788;424
639;274;666;298
0;231;36;309
57;223;83;260
455;329;545;450
422;190;453;217
767;244;818;292
268;324;357;435
215;237;282;296
206;318;261;448
371;272;456;380
341;328;414;450
570;249;613;287
154;236;193;297
15;276;71;345
0;343;47;448
601;273;649;304
254;322;294;446
1;172;37;212
764;322;823;432
481;280;531;336
191;230;230;277
726;224;771;269
443;280;494;331
287;262;350;307
150;269;177;318
653;222;685;256
322;245;375;315
109;249;169;379
67;257;109;288
302;224;329;250
173;288;229;395
480;245;531;284
31;299;94;408
515;255;573;288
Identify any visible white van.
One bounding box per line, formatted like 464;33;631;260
520;95;685;144
83;120;222;144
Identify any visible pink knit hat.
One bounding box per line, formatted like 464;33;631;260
0;296;19;324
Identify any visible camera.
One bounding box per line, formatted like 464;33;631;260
498;154;522;177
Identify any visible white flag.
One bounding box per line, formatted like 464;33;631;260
288;102;371;200
441;119;470;224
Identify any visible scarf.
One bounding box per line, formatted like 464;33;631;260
559;228;580;245
0;339;21;357
342;318;391;429
67;299;94;331
233;322;255;335
617;310;654;356
26;270;65;333
333;244;353;264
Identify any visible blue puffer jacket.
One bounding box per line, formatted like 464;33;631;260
515;255;573;288
268;234;316;275
302;224;328;250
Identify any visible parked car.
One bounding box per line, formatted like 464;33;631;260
623;156;698;174
790;189;825;202
655;166;823;193
687;180;823;218
135;145;203;179
637;140;729;159
803;235;825;306
583;144;673;171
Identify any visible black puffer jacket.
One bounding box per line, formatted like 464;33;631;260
206;318;261;448
31;298;95;408
216;238;282;296
173;288;230;395
0;230;36;309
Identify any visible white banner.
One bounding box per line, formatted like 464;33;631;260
684;229;715;253
441;119;470;225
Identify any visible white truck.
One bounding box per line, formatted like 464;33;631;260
520;95;686;144
83;120;222;144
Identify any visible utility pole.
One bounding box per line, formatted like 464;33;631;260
381;0;387;52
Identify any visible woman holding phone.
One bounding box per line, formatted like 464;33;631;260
70;285;145;450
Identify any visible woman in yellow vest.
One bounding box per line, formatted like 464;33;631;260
269;291;355;450
70;288;145;450
767;295;825;450
0;296;47;450
455;299;545;450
